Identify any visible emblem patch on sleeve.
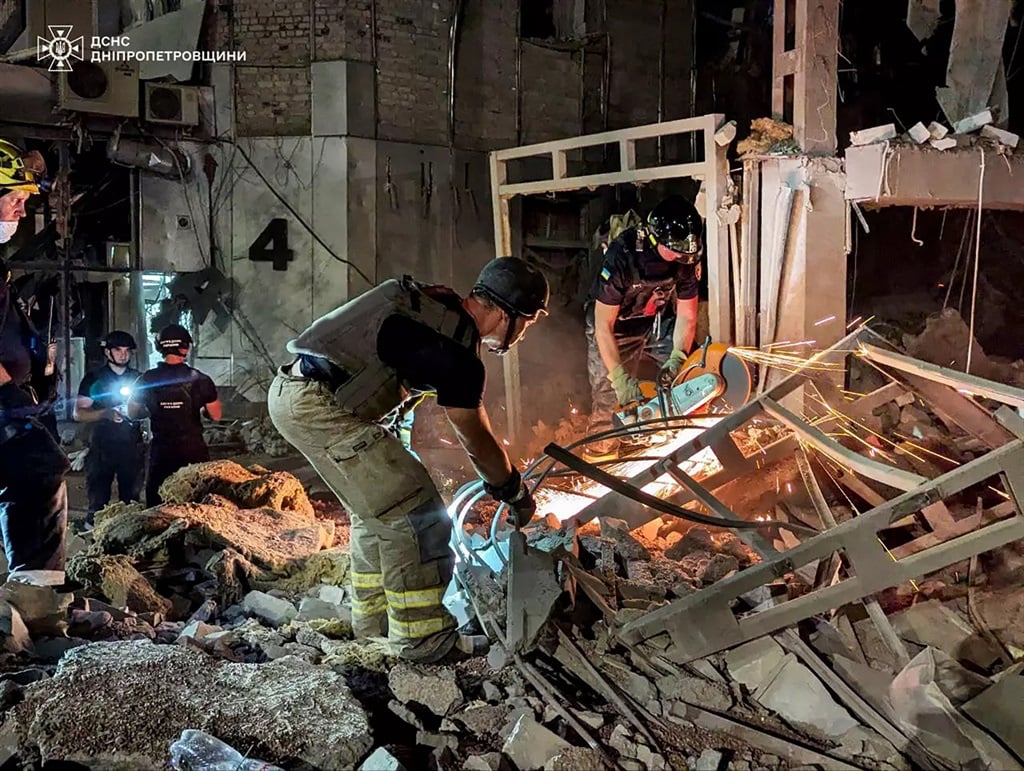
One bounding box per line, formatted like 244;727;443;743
600;267;611;281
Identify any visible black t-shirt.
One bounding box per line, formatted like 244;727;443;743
133;362;218;448
78;364;142;443
589;228;699;322
376;289;485;410
0;292;34;387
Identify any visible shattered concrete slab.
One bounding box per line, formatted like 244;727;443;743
388;664;463;717
241;591;297;627
0;583;70;638
656;673;732;712
724;637;788;690
889;647;1017;769
962;674;1024;762
890;599;1002;670
11;641;372;769
501;714;571;771
755;654;859;739
0;603;30;655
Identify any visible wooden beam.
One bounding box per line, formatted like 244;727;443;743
498;162;706;198
900;372;1014;449
796;449;911;667
669;698;860;770
492;115;714;162
861;344;1024;409
488;151;522;445
763;397;927;491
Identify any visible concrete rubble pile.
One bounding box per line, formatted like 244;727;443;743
0;373;1023;768
447;347;1024;770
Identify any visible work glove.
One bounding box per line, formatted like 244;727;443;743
483;468;537;528
660;349;688;385
608;364;642;406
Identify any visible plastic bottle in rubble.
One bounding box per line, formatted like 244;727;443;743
169;729;284;771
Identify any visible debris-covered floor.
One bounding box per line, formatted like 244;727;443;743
3;316;1024;771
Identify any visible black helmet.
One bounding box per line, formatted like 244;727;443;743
473;257;549;319
103;330;136;350
156;324;192;356
646;195;704;263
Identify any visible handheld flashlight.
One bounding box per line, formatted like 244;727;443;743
119;385;132;398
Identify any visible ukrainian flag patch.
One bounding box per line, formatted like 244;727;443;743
600;267;611;281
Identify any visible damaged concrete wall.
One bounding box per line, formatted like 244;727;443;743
141;131;493;399
846;144;1024;210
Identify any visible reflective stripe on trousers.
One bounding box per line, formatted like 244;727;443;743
267;373;457;660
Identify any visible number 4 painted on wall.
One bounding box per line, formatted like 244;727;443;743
248;218;294;271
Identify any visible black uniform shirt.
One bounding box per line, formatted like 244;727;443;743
78;364;142;444
133;362;217;450
377;287;485;410
0;292;34;387
589;228;699;323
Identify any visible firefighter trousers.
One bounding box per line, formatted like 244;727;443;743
267;370;457;662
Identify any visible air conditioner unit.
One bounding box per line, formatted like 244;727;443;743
58;60;139;117
144;82;200;126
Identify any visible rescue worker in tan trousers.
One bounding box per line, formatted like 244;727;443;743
268;257;549;663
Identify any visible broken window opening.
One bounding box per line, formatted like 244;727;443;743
521;0;556;40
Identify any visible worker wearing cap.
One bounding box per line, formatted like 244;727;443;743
74;331;144;530
268;257;548;663
585;195;703;459
0;141;70;585
128;324;222;506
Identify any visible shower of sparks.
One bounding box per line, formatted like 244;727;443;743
814;315;837;327
765;340;816;350
535;425;724;522
892;432;959;465
729;346;845;374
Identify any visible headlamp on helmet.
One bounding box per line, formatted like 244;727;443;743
0;141;48;195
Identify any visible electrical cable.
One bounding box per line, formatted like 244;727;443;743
543;442;817;535
215;138;374;286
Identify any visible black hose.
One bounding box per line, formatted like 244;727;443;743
543;442;817;536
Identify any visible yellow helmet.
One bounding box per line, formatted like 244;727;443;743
0;140;45;194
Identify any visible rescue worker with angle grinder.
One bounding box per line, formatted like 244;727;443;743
128;324;222;506
74;331;144;531
268;257;549;663
0;140;71;585
584;194;704;459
